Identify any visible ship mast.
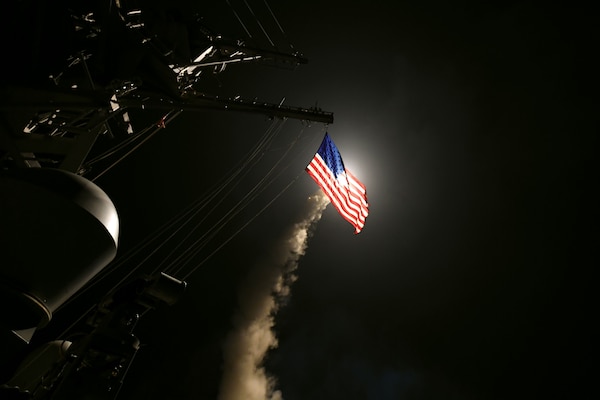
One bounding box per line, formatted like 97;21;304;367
1;2;333;397
0;1;333;176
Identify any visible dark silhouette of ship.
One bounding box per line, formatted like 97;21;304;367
0;1;332;398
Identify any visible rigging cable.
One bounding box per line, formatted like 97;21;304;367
174;129;307;279
164;118;290;276
146;118;285;276
55;182;218;314
102;117;284;293
55;118;313;343
243;0;275;48
58;117;285;310
172;122;308;279
262;0;294;50
84;118;152;165
225;0;253;38
181;174;299;280
90;110;183;182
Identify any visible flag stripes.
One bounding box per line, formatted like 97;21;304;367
306;134;369;234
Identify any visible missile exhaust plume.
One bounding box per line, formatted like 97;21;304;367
218;191;329;400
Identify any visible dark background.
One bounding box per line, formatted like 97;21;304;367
4;1;598;399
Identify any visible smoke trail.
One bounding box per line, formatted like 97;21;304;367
218;191;330;400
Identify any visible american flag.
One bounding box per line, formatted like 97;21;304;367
306;133;369;234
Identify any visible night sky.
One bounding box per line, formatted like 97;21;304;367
4;1;598;399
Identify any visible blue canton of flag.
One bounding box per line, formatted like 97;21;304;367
306;133;369;234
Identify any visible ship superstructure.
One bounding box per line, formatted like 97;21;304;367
0;2;332;398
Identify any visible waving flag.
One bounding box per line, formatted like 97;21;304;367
306;133;369;234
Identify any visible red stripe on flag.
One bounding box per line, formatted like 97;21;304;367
306;154;368;233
